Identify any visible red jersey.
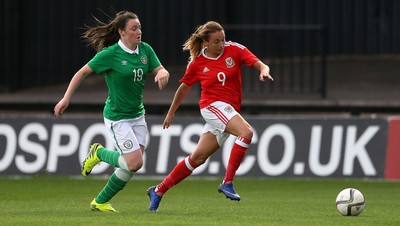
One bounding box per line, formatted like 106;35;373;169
180;41;259;112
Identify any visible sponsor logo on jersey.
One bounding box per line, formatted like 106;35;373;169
121;60;128;65
140;56;148;64
225;57;235;68
123;140;133;149
203;67;210;73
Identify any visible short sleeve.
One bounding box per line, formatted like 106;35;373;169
87;48;113;74
143;42;161;72
240;46;260;67
179;60;198;86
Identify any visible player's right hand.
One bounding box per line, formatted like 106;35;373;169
53;98;69;117
163;113;174;129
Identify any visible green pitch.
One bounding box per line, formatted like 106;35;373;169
0;176;399;225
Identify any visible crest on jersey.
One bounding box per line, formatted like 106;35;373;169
140;56;148;64
224;105;233;113
225;57;235;68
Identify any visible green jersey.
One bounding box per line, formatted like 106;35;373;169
88;41;161;121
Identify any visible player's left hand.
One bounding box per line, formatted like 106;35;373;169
155;68;170;90
259;70;273;82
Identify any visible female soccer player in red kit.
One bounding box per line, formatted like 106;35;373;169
147;21;273;211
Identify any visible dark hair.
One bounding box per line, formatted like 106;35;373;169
82;11;139;52
182;21;224;61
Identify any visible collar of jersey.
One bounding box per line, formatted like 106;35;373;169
118;39;139;54
201;47;223;60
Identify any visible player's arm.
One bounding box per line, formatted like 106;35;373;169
252;61;273;82
163;83;191;129
53;64;93;117
153;65;170;90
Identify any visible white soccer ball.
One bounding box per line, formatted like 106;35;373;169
336;188;365;216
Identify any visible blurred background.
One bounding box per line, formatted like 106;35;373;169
1;0;399;115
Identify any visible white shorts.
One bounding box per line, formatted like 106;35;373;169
200;101;238;146
104;115;148;154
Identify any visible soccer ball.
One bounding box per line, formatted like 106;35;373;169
335;188;365;216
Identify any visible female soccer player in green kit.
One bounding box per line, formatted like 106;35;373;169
54;11;170;212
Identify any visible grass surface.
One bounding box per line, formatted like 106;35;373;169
0;176;399;226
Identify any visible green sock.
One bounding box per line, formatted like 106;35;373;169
97;148;120;168
95;173;127;203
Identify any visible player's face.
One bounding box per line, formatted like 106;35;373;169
121;19;142;46
205;30;225;57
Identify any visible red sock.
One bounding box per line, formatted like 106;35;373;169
224;136;251;184
156;156;197;195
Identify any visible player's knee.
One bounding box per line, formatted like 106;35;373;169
239;126;253;140
127;159;143;172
